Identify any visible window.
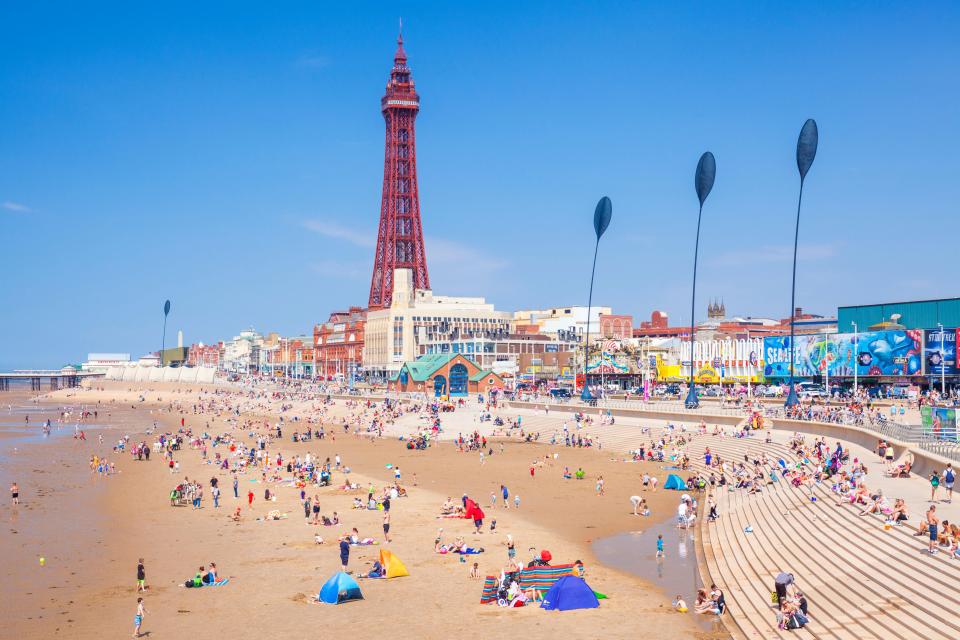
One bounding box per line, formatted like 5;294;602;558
449;363;468;396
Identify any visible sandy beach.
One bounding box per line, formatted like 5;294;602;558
1;381;724;639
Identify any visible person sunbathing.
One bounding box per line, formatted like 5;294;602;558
859;491;888;516
848;484;869;505
888;462;912;477
890;498;909;523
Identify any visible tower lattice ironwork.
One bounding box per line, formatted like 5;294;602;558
368;32;429;309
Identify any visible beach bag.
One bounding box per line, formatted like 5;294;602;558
770;591;779;605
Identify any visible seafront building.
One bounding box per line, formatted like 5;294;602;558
362;268;513;380
514;306;611;340
313;307;366;381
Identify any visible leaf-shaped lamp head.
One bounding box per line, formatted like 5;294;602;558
695;151;716;207
593;196;612;240
796;119;818;180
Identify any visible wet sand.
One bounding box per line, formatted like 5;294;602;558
1;382;726;639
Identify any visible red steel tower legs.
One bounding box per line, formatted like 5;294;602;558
368;32;430;309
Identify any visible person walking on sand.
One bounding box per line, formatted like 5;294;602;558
596;475;605;496
233;475;238;499
10;482;19;505
133;597;146;638
339;534;351;572
383;511;392;543
656;534;664;558
247;490;254;509
501;484;510;509
136;558;146;592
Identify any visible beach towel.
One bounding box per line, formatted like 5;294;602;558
203;579;230;587
518;564;576;591
480;576;498;604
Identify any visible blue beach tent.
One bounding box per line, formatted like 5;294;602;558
540;576;600;611
664;474;687;491
318;571;364;604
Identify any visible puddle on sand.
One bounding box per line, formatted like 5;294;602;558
593;518;723;633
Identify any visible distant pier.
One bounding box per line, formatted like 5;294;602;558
0;370;104;392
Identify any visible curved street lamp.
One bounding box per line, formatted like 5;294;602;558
160;299;171;367
785;119;819;407
685;152;716;409
581;196;613;402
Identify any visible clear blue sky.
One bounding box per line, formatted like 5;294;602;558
2;1;958;369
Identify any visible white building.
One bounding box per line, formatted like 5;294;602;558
222;329;266;373
363;268;514;379
82;353;131;372
676;336;766;383
514;305;611;340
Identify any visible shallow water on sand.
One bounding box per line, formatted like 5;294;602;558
593;518;723;633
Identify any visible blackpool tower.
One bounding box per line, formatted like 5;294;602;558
368;32;430;309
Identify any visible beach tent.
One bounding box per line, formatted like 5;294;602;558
378;549;410;579
664;474;687;491
540;576;600;611
318;571;364;604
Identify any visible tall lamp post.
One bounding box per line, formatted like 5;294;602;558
581;196;613;402
160;300;171;367
851;321;859;396
785;119;819;408
685;152;716;409
937;322;946;395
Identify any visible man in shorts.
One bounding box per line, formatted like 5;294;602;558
926;505;940;554
383;511;391;542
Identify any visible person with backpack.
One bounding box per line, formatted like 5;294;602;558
944;464;955;503
930;470;941;502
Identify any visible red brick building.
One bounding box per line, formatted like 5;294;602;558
598;314;633;339
187;342;223;368
314;306;366;380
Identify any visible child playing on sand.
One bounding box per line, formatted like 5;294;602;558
656;534;664;558
470;562;480;579
133;598;146;637
673;595;688;612
136;558;146;592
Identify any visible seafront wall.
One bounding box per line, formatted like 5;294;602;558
103;366;216;384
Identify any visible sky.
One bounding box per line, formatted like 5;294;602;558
1;1;958;369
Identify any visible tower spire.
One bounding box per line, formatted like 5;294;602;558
395;18;406;62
